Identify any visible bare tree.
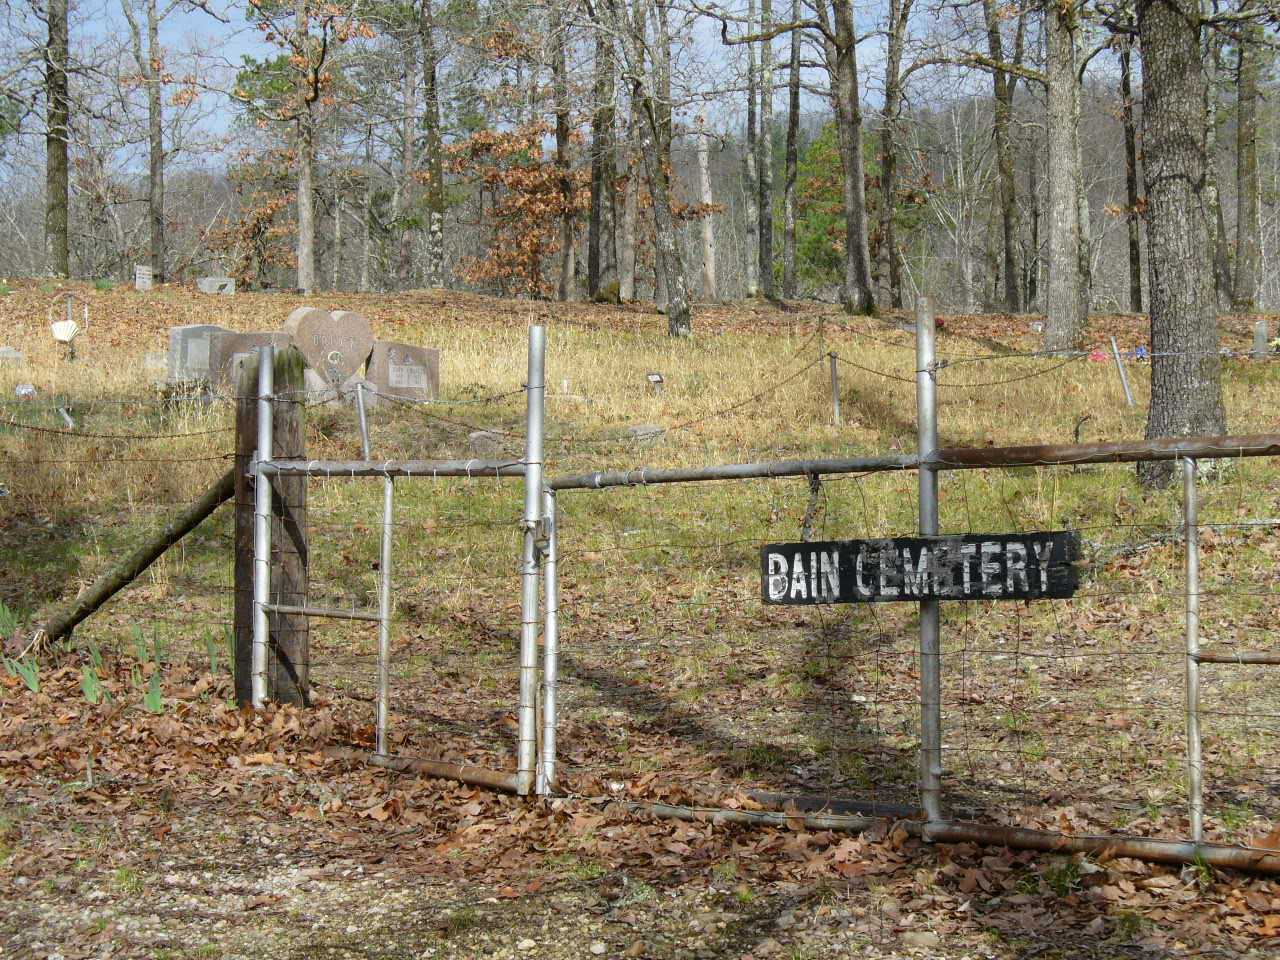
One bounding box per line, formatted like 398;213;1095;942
45;0;69;276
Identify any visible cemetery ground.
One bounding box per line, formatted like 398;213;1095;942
4;281;1280;958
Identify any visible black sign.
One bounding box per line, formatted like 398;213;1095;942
761;532;1079;605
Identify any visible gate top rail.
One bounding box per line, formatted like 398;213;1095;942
546;434;1280;491
259;458;527;479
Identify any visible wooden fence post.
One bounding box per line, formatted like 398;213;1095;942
234;348;309;706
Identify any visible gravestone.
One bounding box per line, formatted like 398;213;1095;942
197;276;236;295
0;346;23;365
134;264;154;291
367;341;439;402
292;309;373;387
208;331;293;392
167;324;233;382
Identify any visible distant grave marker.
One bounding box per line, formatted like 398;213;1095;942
197;277;236;295
208;331;293;392
134;264;154;291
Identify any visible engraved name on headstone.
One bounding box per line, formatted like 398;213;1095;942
293;309;374;386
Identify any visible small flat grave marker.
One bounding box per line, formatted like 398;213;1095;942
197;276;236;295
135;264;154;291
367;341;439;402
761;532;1079;605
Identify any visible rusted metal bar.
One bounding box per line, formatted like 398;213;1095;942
259;458;527;479
548;454;917;491
611;801;1280;875
323;747;520;793
931;434;1280;470
1193;651;1280;665
261;602;380;623
745;791;920;818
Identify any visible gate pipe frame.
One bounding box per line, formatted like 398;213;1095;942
916;298;943;828
516;325;546;796
251;344;275;708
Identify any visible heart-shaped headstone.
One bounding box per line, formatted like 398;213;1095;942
292;309;374;386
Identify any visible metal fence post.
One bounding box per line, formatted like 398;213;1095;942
916;298;943;826
517;325;546;796
251;344;275;708
1110;337;1135;407
829;352;841;426
1184;457;1203;842
355;382;372;460
376;473;394;757
538;487;559;795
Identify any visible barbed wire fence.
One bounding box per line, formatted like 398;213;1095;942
4;311;1280;874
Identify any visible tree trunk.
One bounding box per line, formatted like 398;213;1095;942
1027;147;1040;309
830;0;874;315
588;26;616;298
420;0;445;289
881;0;910;309
983;0;1019;312
332;193;342;289
1120;34;1143;314
1137;0;1226;486
552;6;573;301
697;121;717;300
637;91;691;335
396;56;416;290
782;0;800;300
758;0;775;298
146;0;164;281
1203;33;1233;306
618;108;638;302
45;0;70;277
1233;16;1262;311
361;128;373;293
1043;1;1085;349
744;0;760;297
296;107;316;295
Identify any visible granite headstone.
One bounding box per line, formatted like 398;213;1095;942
367;341;439;402
167;324;233;382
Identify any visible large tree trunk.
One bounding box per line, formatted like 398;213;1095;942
880;0;910;309
782;0;800;300
983;0;1019;312
697;120;717;300
637;90;691;335
552;5;573;301
588;26;617;298
829;0;874;314
361;128;373;293
45;0;70;277
1203;34;1233;306
743;0;760;297
1233;16;1262;311
1043;1;1085;349
420;0;445;289
758;0;775;298
1120;34;1143;314
1138;0;1225;485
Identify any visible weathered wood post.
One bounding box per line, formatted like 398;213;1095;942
234;348;309;706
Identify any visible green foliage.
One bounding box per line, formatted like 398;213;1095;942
3;656;39;693
80;664;104;704
0;600;17;637
143;670;165;714
92;278;114;291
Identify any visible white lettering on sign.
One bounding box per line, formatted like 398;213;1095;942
767;553;788;600
1033;540;1053;591
980;541;1002;596
855;550;874;597
1005;541;1028;592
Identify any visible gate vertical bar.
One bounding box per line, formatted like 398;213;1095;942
251;345;275;708
916;298;943;825
355;383;372;460
538;487;559;795
376;473;394;756
1184;457;1203;842
517;324;546;795
829;352;841;426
